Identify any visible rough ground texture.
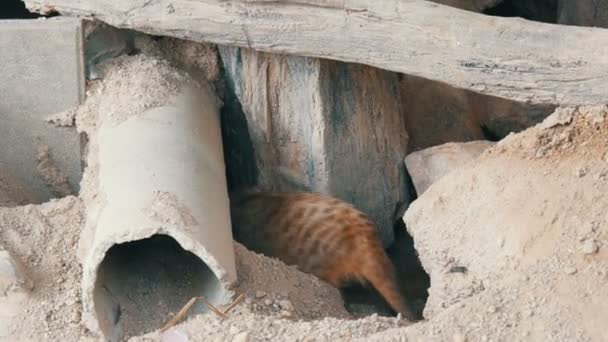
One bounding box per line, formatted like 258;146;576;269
399;105;608;341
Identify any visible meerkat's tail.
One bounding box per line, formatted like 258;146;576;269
363;245;420;321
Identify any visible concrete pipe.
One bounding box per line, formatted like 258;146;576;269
80;86;237;341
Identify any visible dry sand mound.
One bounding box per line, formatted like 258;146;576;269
377;105;608;341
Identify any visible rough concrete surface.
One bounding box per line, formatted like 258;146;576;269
24;0;608;105
0;18;84;203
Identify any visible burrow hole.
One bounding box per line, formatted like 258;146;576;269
94;234;224;340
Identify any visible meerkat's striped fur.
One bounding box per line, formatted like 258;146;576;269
230;191;418;321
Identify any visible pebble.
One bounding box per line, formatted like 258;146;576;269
279;310;293;318
497;237;505;248
487;305;497;313
71;310;81;323
263;299;272;306
564;267;577;275
279;299;294;311
574;167;587;178
581;240;599;255
255;291;266;299
232;332;250;342
453;332;467;342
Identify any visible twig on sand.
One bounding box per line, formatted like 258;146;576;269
160;293;245;333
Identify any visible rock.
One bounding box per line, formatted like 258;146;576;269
581;240;599;255
539;107;576;130
404;141;494;195
563;267;577;275
220;46;409;245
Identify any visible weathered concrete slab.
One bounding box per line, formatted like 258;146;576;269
23;0;608;105
221;47;409;246
0;18;84;203
405;140;494;195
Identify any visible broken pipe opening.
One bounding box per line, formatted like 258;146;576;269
80;82;237;341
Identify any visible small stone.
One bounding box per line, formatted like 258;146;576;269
453;332;467;342
263;299;272;306
71;310;81;323
487;305;497;313
278;299;294;311
581;240;599;255
574;167;587;178
564;267;577;275
497;237;505;248
279;310;293;318
232;332;250;342
255;291;267;299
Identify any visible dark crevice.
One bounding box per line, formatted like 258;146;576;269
480;124;502;142
217;49;259;194
483;0;558;23
386;220;430;318
0;0;60;19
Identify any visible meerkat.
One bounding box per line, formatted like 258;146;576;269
229;191;419;321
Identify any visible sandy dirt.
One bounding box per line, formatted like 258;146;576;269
0;36;606;342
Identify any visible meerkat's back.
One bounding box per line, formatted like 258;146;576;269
229;191;417;321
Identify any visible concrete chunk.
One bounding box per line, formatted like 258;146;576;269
405;141;495;195
0;18;85;203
